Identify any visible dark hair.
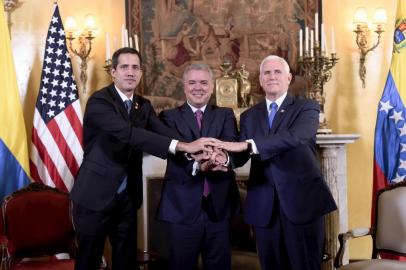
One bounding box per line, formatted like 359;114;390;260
111;47;142;69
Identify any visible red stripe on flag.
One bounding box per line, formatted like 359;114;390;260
29;159;42;183
47;117;79;176
31;127;68;192
371;161;389;224
65;104;83;147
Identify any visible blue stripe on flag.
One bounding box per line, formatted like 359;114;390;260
0;139;30;200
374;72;406;183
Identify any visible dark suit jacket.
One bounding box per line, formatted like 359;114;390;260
70;84;178;212
237;94;337;226
156;103;240;224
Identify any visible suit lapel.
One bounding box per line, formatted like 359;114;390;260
256;100;270;135
180;103;200;138
201;105;215;137
107;84;130;121
270;94;294;132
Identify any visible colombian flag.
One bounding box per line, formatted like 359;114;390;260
0;4;31;201
373;0;406;260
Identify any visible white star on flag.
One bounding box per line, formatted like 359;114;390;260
399;124;406;137
379;100;393;113
389;110;404;124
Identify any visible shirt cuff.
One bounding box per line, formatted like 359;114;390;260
169;139;178;154
246;139;259;155
192;161;199;176
224;151;230;166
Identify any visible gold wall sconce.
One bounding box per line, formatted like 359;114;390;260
65;14;97;93
353;7;387;88
3;0;22;32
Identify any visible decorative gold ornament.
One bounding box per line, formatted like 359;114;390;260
299;44;339;133
235;64;251;108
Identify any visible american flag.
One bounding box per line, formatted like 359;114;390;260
30;4;83;192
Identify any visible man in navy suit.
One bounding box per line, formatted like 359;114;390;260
157;63;240;270
70;48;219;270
219;55;337;270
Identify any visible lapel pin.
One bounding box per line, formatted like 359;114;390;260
134;102;139;110
280;109;285;113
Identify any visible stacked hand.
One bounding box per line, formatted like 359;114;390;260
176;137;221;154
192;147;228;172
177;138;250;172
216;141;249;152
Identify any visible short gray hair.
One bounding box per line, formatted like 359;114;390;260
183;63;214;82
259;55;290;74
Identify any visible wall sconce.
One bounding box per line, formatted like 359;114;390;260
3;0;22;32
65;14;97;93
353;7;387;88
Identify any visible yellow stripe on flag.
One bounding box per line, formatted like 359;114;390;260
0;3;30;177
392;0;406;101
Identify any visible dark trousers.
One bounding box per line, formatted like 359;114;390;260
254;206;324;270
72;190;138;270
166;196;231;270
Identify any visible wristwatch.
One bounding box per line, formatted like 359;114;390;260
246;141;253;154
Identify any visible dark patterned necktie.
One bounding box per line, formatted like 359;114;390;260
117;99;132;194
124;99;132;115
195;110;210;197
195;109;203;130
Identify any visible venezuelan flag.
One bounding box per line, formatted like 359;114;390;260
373;0;406;260
0;5;31;201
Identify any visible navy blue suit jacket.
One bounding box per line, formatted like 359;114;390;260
71;84;178;212
156;103;240;224
238;94;337;226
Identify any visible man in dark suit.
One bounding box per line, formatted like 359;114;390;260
156;63;240;270
70;48;218;270
219;55;337;270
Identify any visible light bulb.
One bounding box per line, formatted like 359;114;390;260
84;14;97;31
373;8;387;25
353;7;368;24
65;16;77;32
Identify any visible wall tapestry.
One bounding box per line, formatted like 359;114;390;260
126;0;320;111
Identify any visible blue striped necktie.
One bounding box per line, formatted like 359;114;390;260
268;102;278;128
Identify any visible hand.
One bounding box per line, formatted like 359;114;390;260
199;157;228;172
212;147;228;166
198;149;228;172
176;137;220;154
199;159;213;172
191;149;212;162
217;141;248;153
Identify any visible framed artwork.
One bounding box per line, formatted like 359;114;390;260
126;0;321;111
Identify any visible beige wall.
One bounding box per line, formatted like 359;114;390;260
323;0;397;259
10;0;124;135
7;0;398;260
